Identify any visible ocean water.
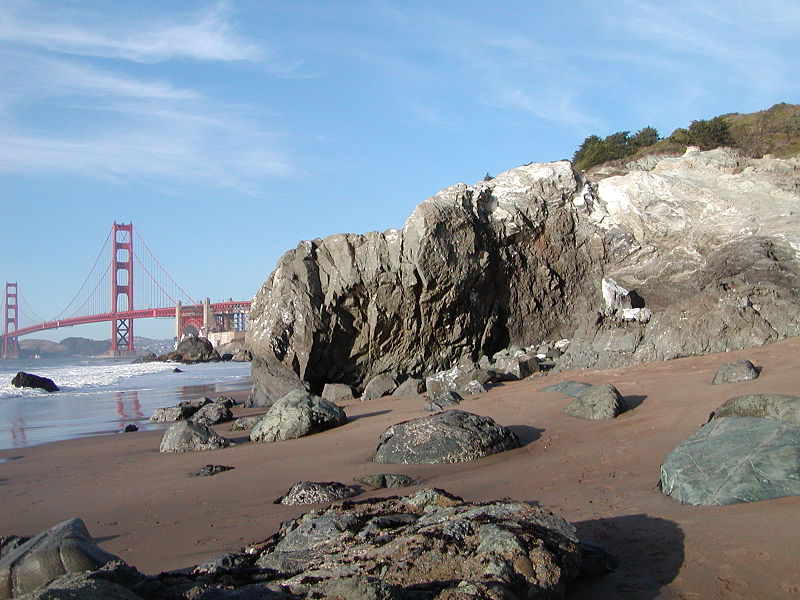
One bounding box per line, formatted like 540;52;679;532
0;357;251;450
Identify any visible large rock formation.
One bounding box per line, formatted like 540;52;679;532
247;162;602;405
247;148;800;404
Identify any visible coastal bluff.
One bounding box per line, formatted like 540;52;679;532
246;147;800;406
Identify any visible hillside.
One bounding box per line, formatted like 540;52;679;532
576;103;800;175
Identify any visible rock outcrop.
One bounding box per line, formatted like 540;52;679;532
247;148;800;401
247;161;601;406
374;410;520;464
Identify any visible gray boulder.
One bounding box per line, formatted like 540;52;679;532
159;420;232;453
541;380;594;398
660;417;800;505
374;410;519;464
710;394;800;423
0;518;123;599
712;359;760;384
250;390;347;443
275;481;361;505
460;379;487;395
563;383;628;420
360;373;398;401
391;377;425;397
321;383;354;403
423;390;462;412
192;403;233;427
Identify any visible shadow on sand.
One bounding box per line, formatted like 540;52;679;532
567;513;684;600
348;410;393;422
623;395;648;410
507;425;544;446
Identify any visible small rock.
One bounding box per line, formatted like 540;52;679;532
196;465;235;477
213;395;236;408
275;481;362;505
11;372;58;392
423;390;463;412
149;405;196;422
230;415;263;431
712;359;760;384
460;380;487;396
173;368;184;373
356;474;419;488
122;424;138;433
564;383;628;420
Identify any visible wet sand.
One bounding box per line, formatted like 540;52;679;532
2;338;800;599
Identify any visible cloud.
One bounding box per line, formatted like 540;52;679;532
0;1;297;190
0;0;263;63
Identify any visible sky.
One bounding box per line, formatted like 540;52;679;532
1;0;798;342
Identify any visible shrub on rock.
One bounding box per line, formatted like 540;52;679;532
159;420;231;453
374;410;519;464
250;390;347;442
564;383;628;420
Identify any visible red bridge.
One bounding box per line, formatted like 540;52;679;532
2;223;251;359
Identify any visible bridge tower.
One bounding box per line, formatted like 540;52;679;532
110;222;135;356
3;283;19;359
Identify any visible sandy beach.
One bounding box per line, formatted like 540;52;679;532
2;338;800;599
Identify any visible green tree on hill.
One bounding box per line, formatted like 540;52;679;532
572;126;660;171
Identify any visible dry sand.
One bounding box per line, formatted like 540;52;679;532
3;338;800;599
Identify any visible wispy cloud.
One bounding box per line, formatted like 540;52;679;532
0;1;297;190
0;0;263;63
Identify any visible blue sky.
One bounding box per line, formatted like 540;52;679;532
1;0;798;342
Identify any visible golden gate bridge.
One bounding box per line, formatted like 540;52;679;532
1;222;251;359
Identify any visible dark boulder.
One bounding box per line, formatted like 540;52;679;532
711;359;760;384
374;410;519;464
563;383;628;420
161;337;220;363
11;372;58;392
660;416;800;505
192;403;233;427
